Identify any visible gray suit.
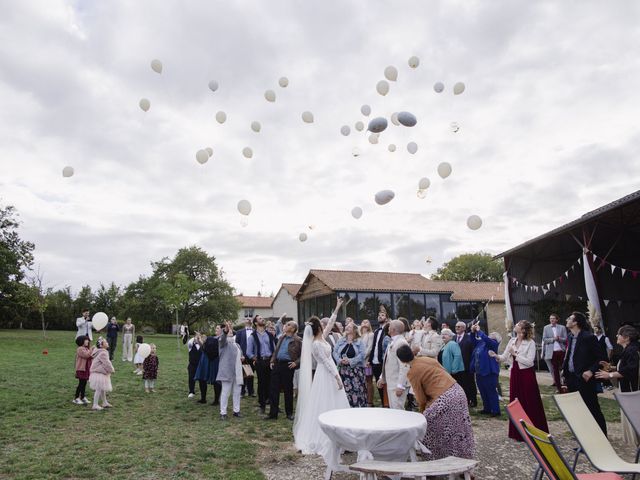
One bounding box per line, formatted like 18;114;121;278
542;323;567;390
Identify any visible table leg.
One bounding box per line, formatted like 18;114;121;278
409;448;417;462
323;465;332;480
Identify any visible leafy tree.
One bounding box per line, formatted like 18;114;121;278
431;252;504;282
93;282;122;318
73;285;95;315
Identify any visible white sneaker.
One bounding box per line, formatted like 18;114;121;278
81;397;89;404
188;393;195;399
136;371;143;376
72;398;82;405
92;405;103;411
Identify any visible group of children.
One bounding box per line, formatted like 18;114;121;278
73;333;159;409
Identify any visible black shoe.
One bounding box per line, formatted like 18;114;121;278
259;407;266;414
249;394;256;397
263;415;277;420
286;415;295;421
220;414;228;421
197;399;207;404
233;412;242;418
211;401;219;406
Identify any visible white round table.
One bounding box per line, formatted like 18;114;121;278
319;408;427;479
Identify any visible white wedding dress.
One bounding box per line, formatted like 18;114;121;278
293;326;350;462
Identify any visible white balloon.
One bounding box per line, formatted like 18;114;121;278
360;104;371;116
301;111;314;123
437;162;452;179
278;77;289;88
139;98;150;112
390;112;400;126
351;207;363;219
397;111;417;127
368;117;388;133
384;65;398;82
376;80;390;96
205;147;213;157
242;147;253;159
208;80;219;92
264;90;276;102
388;144;396;152
137;343;151;359
251;121;261;133
453;82;466;95
408;56;420;68
416;189;427;199
352;147;361;157
150;59;163;74
407;142;418;154
368;133;379;144
467;215;483;230
375;190;395;206
92;312;108;331
450;122;460;133
433;82;444;93
215;111;227;124
62;166;74;178
340;125;351;136
418;177;431;190
299;232;308;242
355;121;364;132
196;149;209;164
237;199;252;216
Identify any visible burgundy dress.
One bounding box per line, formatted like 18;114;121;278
508;356;548;441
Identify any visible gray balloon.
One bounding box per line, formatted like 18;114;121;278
368;117;388;133
397;111;417;127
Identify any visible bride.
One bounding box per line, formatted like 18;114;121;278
293;296;350;461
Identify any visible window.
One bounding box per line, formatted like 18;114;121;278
304;299;313;320
376;293;392;319
244;309;254;318
338;292;358;323
425;294;441;320
358;292;376;325
456;303;475;321
409;294;425;321
441;301;457;325
393;293;410;320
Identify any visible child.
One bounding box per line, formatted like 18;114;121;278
143;344;159;392
133;335;144;375
89;337;115;411
187;333;203;399
73;335;92;405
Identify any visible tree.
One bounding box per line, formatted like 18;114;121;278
93;282;122;318
431;252;504;282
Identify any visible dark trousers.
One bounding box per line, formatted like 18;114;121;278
476;373;500;414
199;382;221;403
107;336;117;360
460;371;478;406
75;379;87;398
241;367;254;396
372;363;385;406
566;373;607;436
549;350;565;392
254;358;271;408
188;364;198;394
269;361;295;417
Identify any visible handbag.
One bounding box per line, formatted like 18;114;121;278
242;364;254;378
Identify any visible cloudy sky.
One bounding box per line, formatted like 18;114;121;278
2;0;640;297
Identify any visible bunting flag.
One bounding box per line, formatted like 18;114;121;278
604;299;610;306
617;300;623;307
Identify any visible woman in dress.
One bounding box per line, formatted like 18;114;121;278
333;322;367;407
438;328;466;384
194;326;222;405
294;297;349;463
121;318;135;362
490;320;548;441
359;320;375;406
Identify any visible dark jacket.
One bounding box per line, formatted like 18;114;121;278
270;334;302;368
106;322;120;338
235;328;252;357
562;330;605;379
618;341;640;392
456;332;475;370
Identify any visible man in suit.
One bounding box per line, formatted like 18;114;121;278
247;315;276;414
377;320;410;410
367;308;390;405
75;309;93;341
542;313;567;393
562;311;607;435
455;321;478;407
266;321;302;420
235;317;255;397
470;324;500;415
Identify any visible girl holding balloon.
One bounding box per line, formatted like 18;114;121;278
133;335;144;375
89;337;115;410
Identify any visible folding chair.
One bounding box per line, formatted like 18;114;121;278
614;390;640;479
506;399;545;480
554;392;640;476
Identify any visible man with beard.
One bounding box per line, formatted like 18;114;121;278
247;314;276;414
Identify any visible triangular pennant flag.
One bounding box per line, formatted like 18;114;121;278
632;271;639;279
621;268;626;277
565;271;569;278
552;280;557;287
611;264;616;274
600;259;607;268
546;283;551;290
524;285;529;292
578;296;583;300
565;294;571;301
593;254;598;261
578;257;582;265
542;287;548;295
604;299;610;307
617;300;622;307
571;264;576;271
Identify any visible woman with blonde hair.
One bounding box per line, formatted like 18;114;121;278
333;322;367;407
359;320;375;406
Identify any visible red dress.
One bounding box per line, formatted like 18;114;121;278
508;357;548;441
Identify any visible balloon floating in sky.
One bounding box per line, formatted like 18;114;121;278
264;90;276;102
278;77;289;88
368;133;379;144
137;343;151;359
384;65;398;82
150;59;163;74
397;111;417;127
205;147;213;157
242;147;253;159
390;112;400;126
301;111;314;123
388;144;396;152
418;177;431;190
354;121;364;132
351;207;363;219
237;199;252;216
139;98;150;112
467;215;483;230
450;122;460;133
208;80;219;92
196;149;209;164
299;232;308;242
251;121;261;133
216;111;227;124
376;80;389;96
375;190;395;206
433;82;444;93
92;312;108;331
453;82;466;95
340;125;351;136
352;147;361;157
437;162;452;179
360;104;371;116
407;142;418;154
408;56;420;68
62;166;74;178
416;189;427;199
368;117;388;133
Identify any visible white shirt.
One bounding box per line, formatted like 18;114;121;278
372;327;384;365
387;334;406;390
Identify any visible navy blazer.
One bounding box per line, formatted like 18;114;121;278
562;330;605;378
235;328;253;357
456;332;475;370
470;331;500;376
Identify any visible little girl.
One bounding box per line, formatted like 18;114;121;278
143;344;159;392
133;335;144;375
89;337;115;411
73;335;92;405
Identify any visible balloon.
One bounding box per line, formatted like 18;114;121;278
388;144;396;152
205;147;213;157
137;343;151;359
408;56;420;68
416;189;427;199
384;65;398;81
92;312;108;331
450;122;460;133
301;111;314;123
360;104;371;116
418;177;431;190
368;117;388;133
351;207;363;219
453;82;465;95
251;121;261;133
196;149;209;164
237;199;252;216
242;147;253;159
355;121;364;132
299;233;308;242
376;80;389;96
352;147;361;157
407;142;418;154
215;111;227;124
390;112;400;126
374;190;395;206
437;162;452;179
467;215;483;230
340;125;351;136
208;80;219;92
368;133;379;144
264;90;276;102
139;98;150;112
150;59;163;74
62;166;74;178
397;111;417;127
278;77;289;88
433;82;444;93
